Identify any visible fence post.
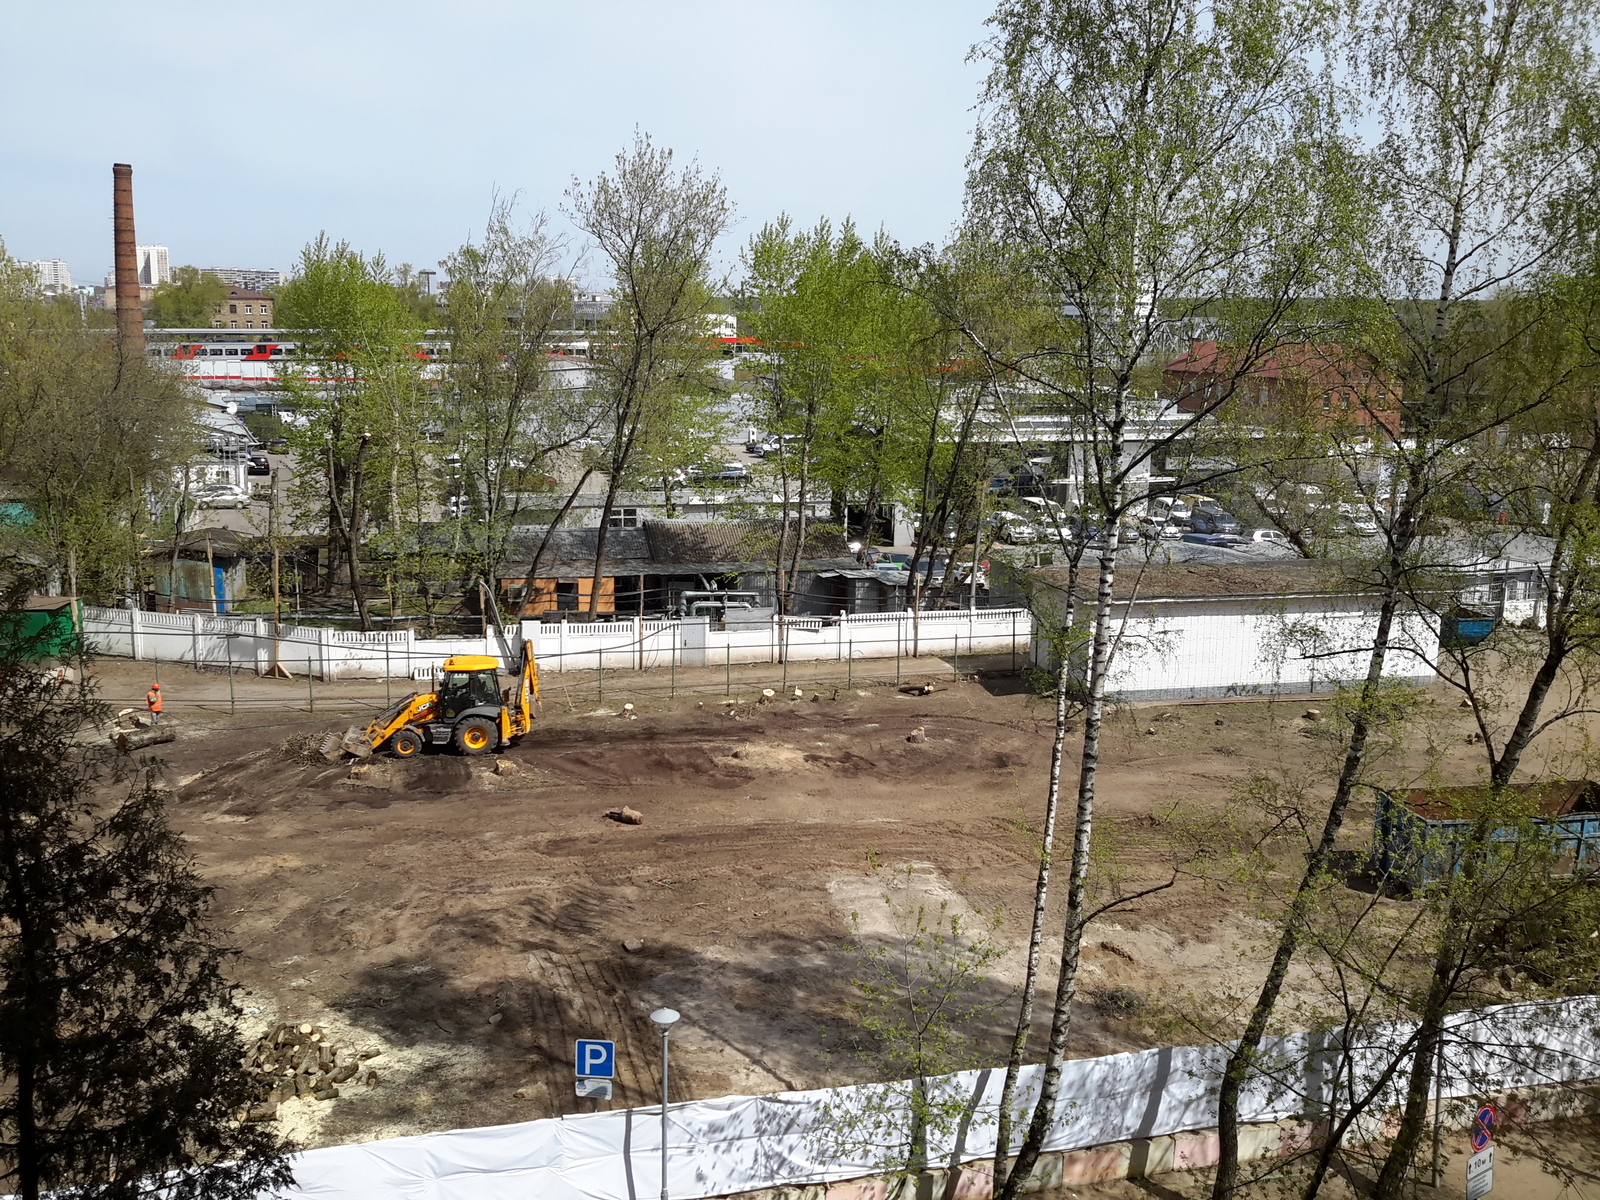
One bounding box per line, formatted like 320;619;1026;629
634;614;643;671
228;659;235;716
129;607;141;661
847;637;853;689
1011;609;1017;673
670;635;677;699
953;633;960;681
895;619;902;688
307;657;314;713
597;648;603;707
725;643;731;697
385;640;391;705
191;613;202;669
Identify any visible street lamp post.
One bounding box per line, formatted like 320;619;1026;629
649;1007;680;1200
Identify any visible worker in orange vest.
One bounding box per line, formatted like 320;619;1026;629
146;682;163;724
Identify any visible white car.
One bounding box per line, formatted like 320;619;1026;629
1250;528;1290;544
1139;516;1185;540
993;511;1040;543
1150;499;1191;524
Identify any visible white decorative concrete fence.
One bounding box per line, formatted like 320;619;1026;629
79;607;1033;681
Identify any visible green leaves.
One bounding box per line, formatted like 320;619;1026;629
0;241;202;602
147;267;229;330
0;584;291;1199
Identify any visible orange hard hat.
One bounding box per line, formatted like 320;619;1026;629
151;683;160;690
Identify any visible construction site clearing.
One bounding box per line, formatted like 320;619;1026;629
82;654;1576;1153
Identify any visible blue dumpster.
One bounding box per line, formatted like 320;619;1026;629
1440;606;1497;648
1370;781;1600;889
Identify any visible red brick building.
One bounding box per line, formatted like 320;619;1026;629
1162;341;1401;434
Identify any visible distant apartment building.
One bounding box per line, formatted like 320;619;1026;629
572;290;612;329
212;287;274;329
135;245;171;286
101;245;170;301
206;267;284;293
25;259;73;294
97;277;154;310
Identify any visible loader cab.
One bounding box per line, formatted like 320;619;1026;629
436;656;502;719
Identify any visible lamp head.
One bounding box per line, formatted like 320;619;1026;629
649;1007;680;1029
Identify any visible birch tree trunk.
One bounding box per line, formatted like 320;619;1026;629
998;467;1123;1200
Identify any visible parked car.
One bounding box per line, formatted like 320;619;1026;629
675;462;750;485
247;453;271;475
1189;510;1241;535
1149;498;1191;526
991;511;1041;544
1250;528;1290;545
747;433;800;458
1138;516;1185;540
1334;504;1380;537
1181;532;1238;547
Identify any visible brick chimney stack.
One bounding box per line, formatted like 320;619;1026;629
112;163;144;358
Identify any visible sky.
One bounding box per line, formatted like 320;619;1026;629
1;1;993;290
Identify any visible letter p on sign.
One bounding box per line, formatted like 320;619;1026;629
576;1039;615;1079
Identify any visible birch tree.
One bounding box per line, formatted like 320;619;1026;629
962;2;1352;1192
1212;0;1600;1191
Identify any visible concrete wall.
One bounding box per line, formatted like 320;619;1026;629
1034;594;1440;701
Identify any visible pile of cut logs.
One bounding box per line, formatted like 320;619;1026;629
235;1022;379;1123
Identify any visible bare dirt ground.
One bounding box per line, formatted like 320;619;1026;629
84;654;1584;1151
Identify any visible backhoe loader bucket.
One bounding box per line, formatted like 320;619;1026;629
320;726;373;762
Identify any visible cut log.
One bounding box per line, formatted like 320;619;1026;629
329;1063;358;1084
114;727;176;753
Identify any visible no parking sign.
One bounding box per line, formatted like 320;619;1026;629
1471;1104;1496;1151
1467;1105;1496;1199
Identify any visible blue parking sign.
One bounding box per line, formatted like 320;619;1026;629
575;1039;615;1079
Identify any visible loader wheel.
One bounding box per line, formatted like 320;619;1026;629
391;728;424;758
454;718;498;756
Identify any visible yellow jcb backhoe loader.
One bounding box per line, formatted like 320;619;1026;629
323;642;540;760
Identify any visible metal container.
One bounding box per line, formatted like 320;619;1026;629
1370;781;1600;889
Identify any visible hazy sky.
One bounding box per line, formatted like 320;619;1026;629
2;1;992;289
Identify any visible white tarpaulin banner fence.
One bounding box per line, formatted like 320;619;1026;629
272;997;1600;1199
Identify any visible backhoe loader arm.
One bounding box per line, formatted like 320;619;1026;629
365;691;436;749
505;640;540;738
